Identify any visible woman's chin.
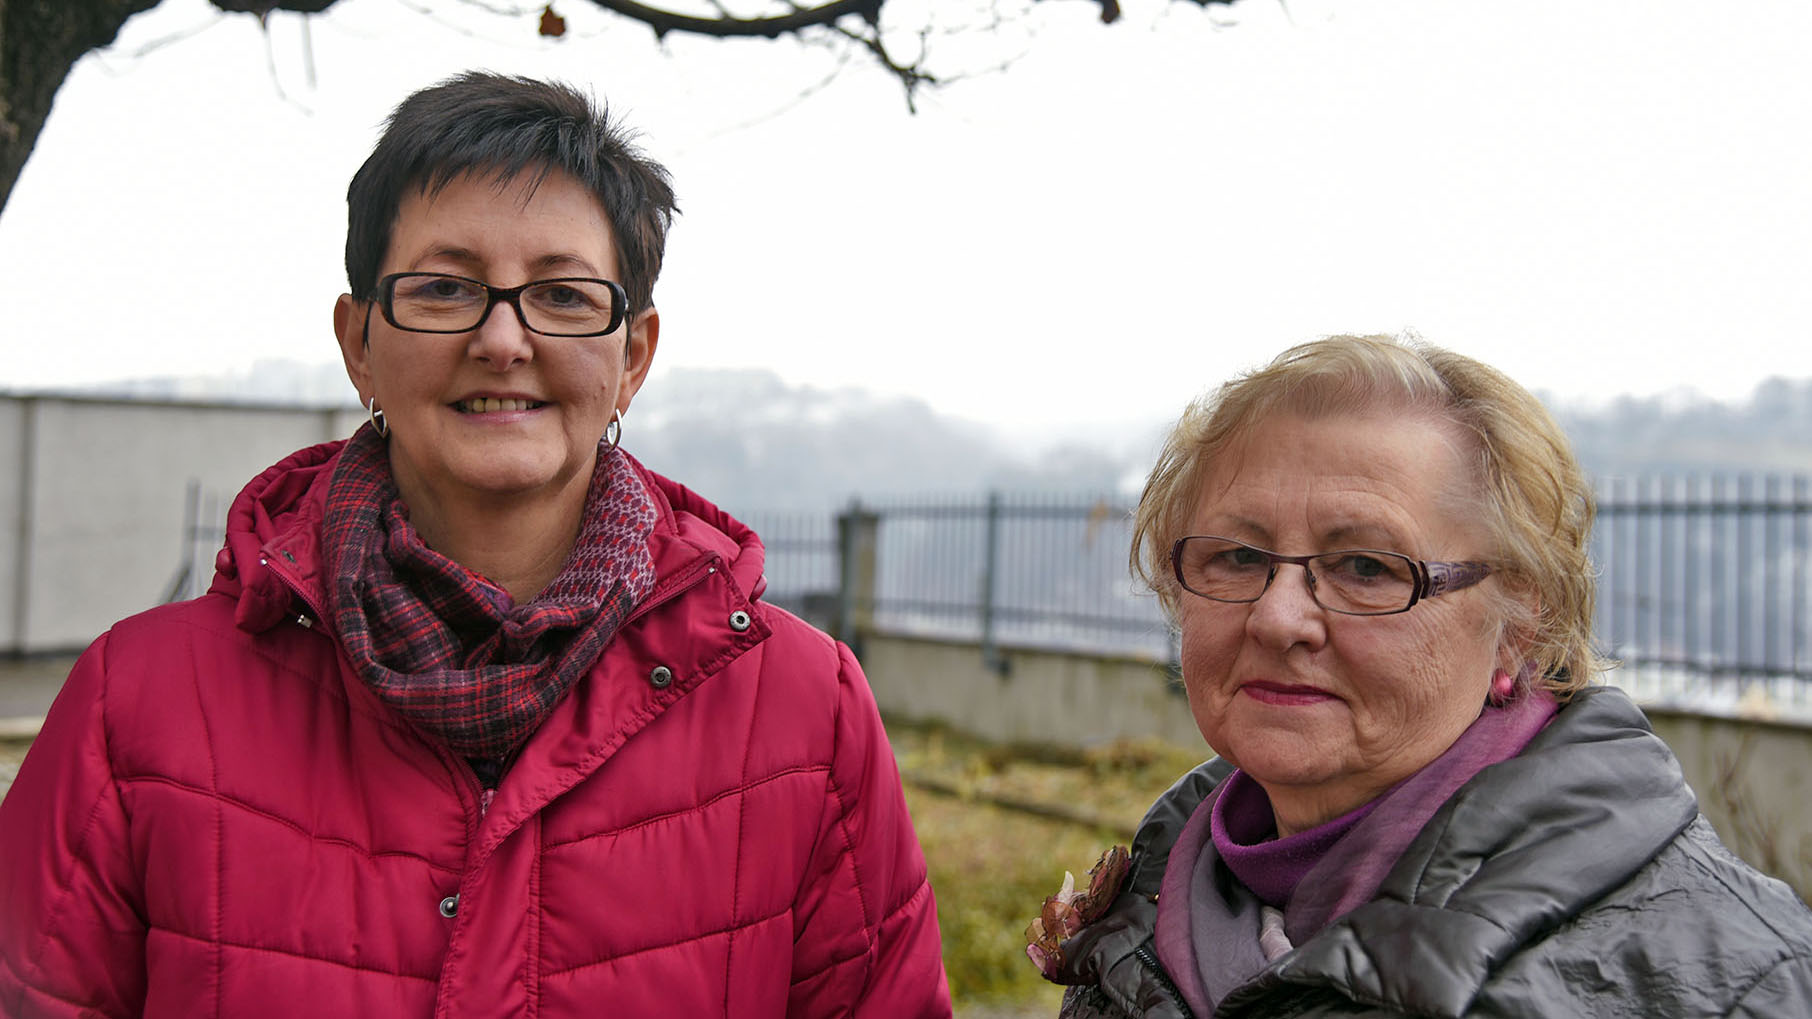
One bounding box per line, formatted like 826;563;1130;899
1231;751;1348;793
1207;717;1355;791
402;441;584;504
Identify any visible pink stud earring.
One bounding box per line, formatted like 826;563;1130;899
1488;668;1517;706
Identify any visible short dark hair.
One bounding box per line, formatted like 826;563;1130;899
344;71;677;315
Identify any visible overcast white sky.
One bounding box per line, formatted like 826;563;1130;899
2;0;1808;445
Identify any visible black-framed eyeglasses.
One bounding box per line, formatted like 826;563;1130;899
375;272;628;337
1169;535;1492;616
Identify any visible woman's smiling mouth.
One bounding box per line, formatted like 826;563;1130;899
455;397;546;414
1240;681;1340;706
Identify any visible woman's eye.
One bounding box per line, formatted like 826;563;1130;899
1329;554;1400;581
408;276;478;302
531;283;598;310
1216;546;1267;570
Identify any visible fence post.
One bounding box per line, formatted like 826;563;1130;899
981;491;1008;675
160;480;201;604
835;500;878;652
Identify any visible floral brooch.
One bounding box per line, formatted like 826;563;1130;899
1025;844;1132;978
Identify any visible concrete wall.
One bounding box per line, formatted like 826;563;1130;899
0;401;25;657
861;630;1812;898
1;395;363;653
1648;708;1812;898
861;632;1203;748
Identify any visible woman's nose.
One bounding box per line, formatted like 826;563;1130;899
469;298;533;367
1245;563;1328;651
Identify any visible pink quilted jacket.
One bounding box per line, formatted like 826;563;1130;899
0;442;951;1018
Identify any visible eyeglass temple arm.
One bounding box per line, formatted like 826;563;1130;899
1421;561;1491;599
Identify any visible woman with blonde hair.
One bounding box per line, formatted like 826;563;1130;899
1029;334;1812;1017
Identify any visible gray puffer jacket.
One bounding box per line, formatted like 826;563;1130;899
1049;686;1812;1018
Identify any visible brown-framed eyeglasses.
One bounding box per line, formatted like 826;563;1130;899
1169;535;1492;616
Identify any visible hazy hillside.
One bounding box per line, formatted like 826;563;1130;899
53;362;1140;513
1551;378;1812;478
53;362;1812;514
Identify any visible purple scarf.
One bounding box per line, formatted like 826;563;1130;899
324;425;658;760
1155;690;1560;1014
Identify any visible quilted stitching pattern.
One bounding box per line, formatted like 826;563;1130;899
0;446;951;1018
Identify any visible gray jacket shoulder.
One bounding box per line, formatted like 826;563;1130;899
1048;688;1812;1019
1474;813;1812;1018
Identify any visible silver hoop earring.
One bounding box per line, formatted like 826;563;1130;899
367;397;389;439
604;408;624;450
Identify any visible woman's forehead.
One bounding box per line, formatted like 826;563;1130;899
1193;411;1480;548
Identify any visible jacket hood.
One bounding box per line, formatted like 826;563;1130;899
210;439;343;633
209;439;768;635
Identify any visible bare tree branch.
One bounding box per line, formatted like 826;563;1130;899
580;0;884;41
1;0;1251;212
825;22;935;110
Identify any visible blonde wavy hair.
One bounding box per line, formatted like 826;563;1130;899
1131;334;1605;697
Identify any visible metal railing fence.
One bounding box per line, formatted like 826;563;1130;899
1593;475;1812;714
752;477;1812;719
168;474;1812;718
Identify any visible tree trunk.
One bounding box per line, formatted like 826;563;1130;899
1;0;164;211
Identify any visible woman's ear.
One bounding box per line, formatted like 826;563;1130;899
1494;584;1543;675
616;307;660;414
335;294;373;400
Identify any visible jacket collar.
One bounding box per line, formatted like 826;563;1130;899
1221;686;1699;1018
209;439;776;874
211;440;768;638
209;439;340;633
1059;688;1698;1019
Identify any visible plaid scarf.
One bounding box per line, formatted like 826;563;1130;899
324;425;658;760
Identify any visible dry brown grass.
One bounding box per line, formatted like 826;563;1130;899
891;721;1206;1014
0;721;1210;1016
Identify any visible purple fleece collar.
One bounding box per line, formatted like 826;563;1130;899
1154;690;1561;1016
1212;772;1380;907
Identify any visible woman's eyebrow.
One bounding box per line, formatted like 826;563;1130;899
408;245;483;269
531;253;599;273
1322;523;1408;549
1203;515;1272;544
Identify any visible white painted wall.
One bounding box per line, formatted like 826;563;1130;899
0;401;26;655
0;395;362;653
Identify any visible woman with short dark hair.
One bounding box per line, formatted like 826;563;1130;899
0;73;950;1018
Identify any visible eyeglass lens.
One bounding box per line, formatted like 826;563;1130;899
388;274;620;336
1177;537;1418;613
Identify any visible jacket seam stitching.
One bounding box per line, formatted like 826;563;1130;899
164;611;419;738
111;774;461;873
22;635;137;1009
826;648;877;940
146;926;439;981
539;905;793;981
188;625;225;1019
528;812;543;1018
2;954;113;1012
1678;819;1806;947
794;877;935;987
1725;954;1806;1016
724;641;764;1016
540;764;829;850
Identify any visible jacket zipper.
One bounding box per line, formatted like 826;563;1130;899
1134;941;1198;1019
258;552;330;628
261;543;728;828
